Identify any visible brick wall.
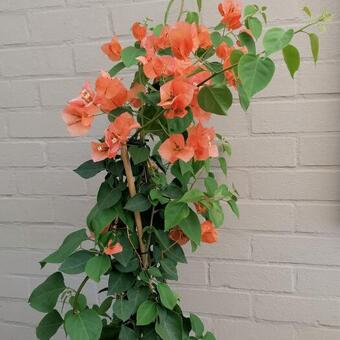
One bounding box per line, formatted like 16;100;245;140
0;0;339;339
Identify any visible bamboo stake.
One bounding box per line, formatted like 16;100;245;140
121;144;149;269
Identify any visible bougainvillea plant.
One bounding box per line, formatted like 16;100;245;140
29;1;330;339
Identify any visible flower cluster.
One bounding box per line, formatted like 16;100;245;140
30;1;328;339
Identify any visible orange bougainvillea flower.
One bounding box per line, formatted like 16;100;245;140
91;141;110;162
101;36;122;62
187;123;219;161
223;57;237;88
137;54;176;80
218;0;243;31
159;77;195;119
198;25;213;49
216;42;234;60
132;22;147;41
104;240;123;255
62;81;99;136
169;227;189;246
201;220;218;243
159;134;194;164
94;71;128;112
104;112;140;159
169;22;199;60
191;91;211;123
128;82;145;108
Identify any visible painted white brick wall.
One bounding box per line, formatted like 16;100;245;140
0;0;339;339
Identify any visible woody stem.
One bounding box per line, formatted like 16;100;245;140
196;63;238;87
177;0;185;21
121;144;149;269
164;0;175;25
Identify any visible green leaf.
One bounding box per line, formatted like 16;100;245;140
178;209;201;245
70;294;87;311
121;46;146;67
208;202;224;227
218;157;227;175
112;299;134;322
124;193;151;212
196;0;202;12
166;244;187;264
108;62;125;77
185;11;199;24
303;6;312;17
167;112;193;134
228;200;240;218
283;44;300;78
309;33;319;64
127;286;150;312
210;32;222;48
160;258;178;280
190;313;204;338
98;297;113;315
85;255;111;282
129;145;150;165
205;176;218;196
65;309;102;340
248;17;262;40
263;28;294;55
108;271;135;294
59;250;94;275
74;160;106;179
40;229;87;267
87;205;117;235
203;332;216;340
97;182;122;209
29;272;66;313
157;283;178;310
244;4;258;17
155;308;183;340
237;84;250;112
238;54;275;98
137;301;158;326
179;189;204;203
119;325;138;340
36;310;63;340
198;85;233;116
164;201;190;230
238;32;256;55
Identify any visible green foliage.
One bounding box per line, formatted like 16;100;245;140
40;229;88;267
36;310;63;340
59;250;94;275
121;46;146;67
263;27;294;55
283;44;301;78
309;33;320;63
30;3;328;340
198;85;233;115
29;272;66;313
157;283;178;310
238;54;275;97
65;309;102;340
85;255;111;282
137;301;158;325
74;160;106;179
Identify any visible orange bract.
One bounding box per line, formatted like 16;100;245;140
104;240;124;255
169;227;190;246
169;22;199;60
201;220;218;243
159;134;194;164
218;0;243;31
94;71;128;112
101;36;122;62
132;22;147;41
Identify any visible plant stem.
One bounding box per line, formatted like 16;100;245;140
121;144;149;269
73;276;89;313
196;63;238;87
164;0;175;25
177;0;185;21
